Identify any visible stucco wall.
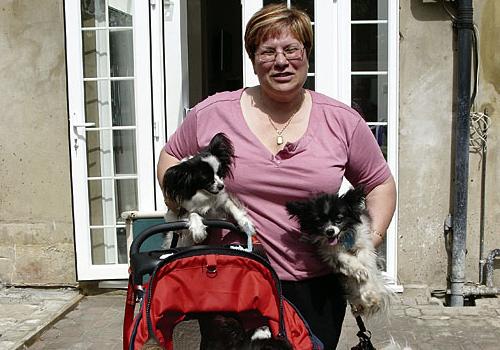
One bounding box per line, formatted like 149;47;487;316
398;0;500;289
474;0;500;287
0;0;75;285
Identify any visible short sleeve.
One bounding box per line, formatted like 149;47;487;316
344;120;392;193
164;109;200;159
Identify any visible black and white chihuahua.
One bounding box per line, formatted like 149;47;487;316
286;187;391;317
162;133;255;246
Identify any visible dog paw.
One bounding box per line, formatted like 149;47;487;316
344;266;369;282
251;326;272;341
239;217;256;236
190;224;208;243
361;291;381;313
191;229;208;243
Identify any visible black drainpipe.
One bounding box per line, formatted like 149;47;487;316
449;0;474;307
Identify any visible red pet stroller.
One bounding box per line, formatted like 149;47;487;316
123;219;323;350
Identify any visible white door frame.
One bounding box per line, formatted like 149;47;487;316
66;1;156;280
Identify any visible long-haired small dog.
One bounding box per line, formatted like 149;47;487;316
162;133;254;246
199;313;292;350
286;187;391;317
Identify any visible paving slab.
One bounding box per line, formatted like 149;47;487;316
0;287;82;350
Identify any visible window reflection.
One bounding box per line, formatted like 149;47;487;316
111;80;135;126
351;75;387;123
351;0;388;20
351;24;388;72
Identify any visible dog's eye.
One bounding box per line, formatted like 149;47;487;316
334;216;343;224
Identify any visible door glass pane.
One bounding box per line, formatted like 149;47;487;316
292;0;314;21
86;129;113;177
110;29;134;77
370;125;387;159
111;80;135;126
81;0;106;27
351;75;388;122
261;0;314;23
90;227;117;265
82;30;109;78
117;227;128;264
85;80;111;127
351;23;388;71
351;0;388;20
308;23;315;73
115;179;137;221
109;3;133;27
88;179;114;226
90;228;105;264
263;0;285;6
113;130;137;174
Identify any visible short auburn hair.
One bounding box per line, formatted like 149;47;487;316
244;4;313;63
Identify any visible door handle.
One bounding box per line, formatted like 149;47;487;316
70;119;95;150
72;122;96;128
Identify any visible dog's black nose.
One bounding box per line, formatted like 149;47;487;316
217;183;224;190
325;228;336;237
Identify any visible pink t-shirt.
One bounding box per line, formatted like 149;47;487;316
165;88;391;281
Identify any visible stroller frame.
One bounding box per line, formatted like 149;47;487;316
123;219;322;350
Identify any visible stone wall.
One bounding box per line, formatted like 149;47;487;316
398;0;500;288
0;0;75;285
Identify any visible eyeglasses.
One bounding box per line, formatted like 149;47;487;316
255;45;305;63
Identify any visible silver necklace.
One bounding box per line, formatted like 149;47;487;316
264;93;304;145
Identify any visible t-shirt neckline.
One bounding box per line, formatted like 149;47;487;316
235;87;316;159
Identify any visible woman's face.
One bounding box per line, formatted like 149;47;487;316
253;30;309;102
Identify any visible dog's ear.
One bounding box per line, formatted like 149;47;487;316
285;200;310;219
206;133;235;178
163;162;195;204
342;186;366;211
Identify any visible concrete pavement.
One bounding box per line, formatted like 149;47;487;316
0;287;82;350
1;284;500;349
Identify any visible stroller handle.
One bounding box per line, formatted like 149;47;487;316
129;219;251;286
130;219;246;256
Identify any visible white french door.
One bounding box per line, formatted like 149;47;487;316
66;0;159;280
242;0;400;287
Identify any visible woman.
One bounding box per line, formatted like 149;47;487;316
157;4;396;349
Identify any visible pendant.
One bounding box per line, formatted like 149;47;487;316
277;135;284;145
